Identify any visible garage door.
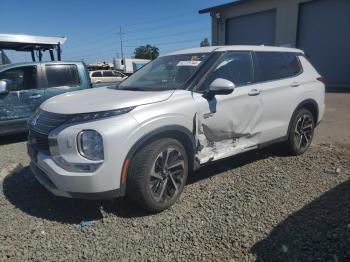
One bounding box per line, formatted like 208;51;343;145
225;9;276;46
297;0;350;88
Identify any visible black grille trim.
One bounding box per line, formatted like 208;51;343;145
28;110;72;154
29;110;72;135
28;130;50;153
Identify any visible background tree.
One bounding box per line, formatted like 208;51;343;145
134;44;159;60
200;38;210;47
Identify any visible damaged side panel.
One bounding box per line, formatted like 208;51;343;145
192;89;264;164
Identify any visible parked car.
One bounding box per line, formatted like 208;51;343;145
89;70;127;84
27;46;325;211
0;61;92;135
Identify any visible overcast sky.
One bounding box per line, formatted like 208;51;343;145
1;0;229;63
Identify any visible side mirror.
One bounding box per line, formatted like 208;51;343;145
204;78;235;99
0;80;9;94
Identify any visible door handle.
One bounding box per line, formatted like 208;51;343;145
29;94;42;99
291;81;300;87
248;89;260;96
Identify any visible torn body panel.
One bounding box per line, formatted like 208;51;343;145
192;89;263;164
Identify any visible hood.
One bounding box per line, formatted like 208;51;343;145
41;87;174;114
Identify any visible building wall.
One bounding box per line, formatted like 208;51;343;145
210;0;312;47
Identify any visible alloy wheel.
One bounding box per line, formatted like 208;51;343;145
294;113;314;150
149;147;185;203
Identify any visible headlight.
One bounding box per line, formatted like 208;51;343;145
67;107;135;124
77;130;104;160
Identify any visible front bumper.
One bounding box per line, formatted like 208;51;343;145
27;111;140;199
27;144;125;199
30;156;125;199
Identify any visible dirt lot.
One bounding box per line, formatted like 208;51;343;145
0;93;349;261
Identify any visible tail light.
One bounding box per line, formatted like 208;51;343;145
317;76;326;84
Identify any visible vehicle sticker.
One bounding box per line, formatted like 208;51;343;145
177;61;201;67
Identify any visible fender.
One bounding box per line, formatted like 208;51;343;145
120;125;197;188
287;99;319;137
126;125;196;157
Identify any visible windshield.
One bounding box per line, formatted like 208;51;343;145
118;53;210;91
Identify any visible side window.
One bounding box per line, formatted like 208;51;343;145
91;71;102;77
203;51;253;89
284;53;302;77
254;52;301;82
103;71;114;77
114;71;123;77
45;64;80;88
0;66;37;91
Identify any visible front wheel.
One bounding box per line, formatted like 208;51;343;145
286;108;315;155
127;138;188;212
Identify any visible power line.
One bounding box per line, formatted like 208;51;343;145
67;15;206;49
69;12;199;45
124;27;210;43
122;11;196;28
123;17;204;34
64;26;209;54
65;37;203;60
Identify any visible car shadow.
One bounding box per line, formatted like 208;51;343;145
0;133;28;145
2;166;159;224
2;144;286;224
251;180;350;261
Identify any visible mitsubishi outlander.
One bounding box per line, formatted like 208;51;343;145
27;46;325;211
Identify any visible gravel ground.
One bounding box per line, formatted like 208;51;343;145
0;93;349;261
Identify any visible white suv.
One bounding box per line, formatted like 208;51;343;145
27;46;325;211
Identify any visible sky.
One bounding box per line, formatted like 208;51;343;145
1;0;229;64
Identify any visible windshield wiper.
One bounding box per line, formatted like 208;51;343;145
118;87;145;91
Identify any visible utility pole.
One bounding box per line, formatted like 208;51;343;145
118;26;124;59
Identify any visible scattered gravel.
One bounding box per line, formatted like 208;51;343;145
0;138;349;261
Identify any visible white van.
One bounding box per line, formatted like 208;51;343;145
89;70;127;84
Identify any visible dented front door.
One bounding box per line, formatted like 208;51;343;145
192;51;263;163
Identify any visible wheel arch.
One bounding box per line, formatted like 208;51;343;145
122;125;196;185
288;99;319;136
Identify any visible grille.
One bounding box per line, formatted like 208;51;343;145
29;110;71;135
28;110;72;153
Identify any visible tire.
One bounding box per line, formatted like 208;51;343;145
126;138;189;212
286;108;315;155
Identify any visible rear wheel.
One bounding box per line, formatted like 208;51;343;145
286;108;315;155
127;138;188;212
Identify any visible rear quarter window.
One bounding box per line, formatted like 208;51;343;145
254;52;302;82
45;64;80;87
